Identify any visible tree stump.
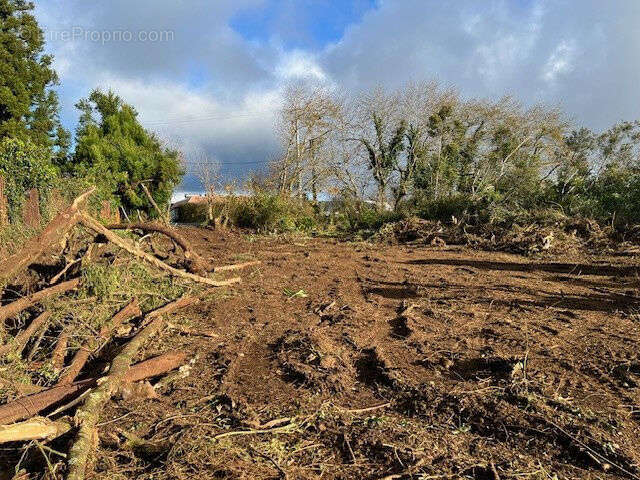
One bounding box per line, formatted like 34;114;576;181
23;188;40;229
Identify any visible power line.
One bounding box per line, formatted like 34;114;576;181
142;110;275;127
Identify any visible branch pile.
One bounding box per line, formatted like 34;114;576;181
0;188;257;479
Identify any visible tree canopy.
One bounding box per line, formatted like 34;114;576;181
0;0;67;156
72;89;184;217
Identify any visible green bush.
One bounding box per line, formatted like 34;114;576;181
230;194;318;233
413;194;475;222
0;138;58;222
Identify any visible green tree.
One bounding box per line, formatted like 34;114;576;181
72;89;184;217
0;0;68;154
0;137;57;221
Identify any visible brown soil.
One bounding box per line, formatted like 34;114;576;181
7;227;640;479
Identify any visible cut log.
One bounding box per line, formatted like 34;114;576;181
0;312;51;357
58;298;141;385
66;296;196;480
0;379;94;425
0;188;95;285
0;278;80;326
0;417;72;444
0;351;191;425
107;222;209;274
80;214;240;287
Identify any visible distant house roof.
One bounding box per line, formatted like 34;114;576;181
170;195;208;210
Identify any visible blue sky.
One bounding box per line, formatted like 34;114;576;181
33;0;640;193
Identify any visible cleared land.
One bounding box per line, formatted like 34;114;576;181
2;227;640;479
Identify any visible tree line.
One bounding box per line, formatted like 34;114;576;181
270;80;640;227
0;0;182;223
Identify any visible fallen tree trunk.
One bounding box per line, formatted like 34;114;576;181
0;188;95;285
66;296;196;480
107;222;208;274
58;298;141;385
0;417;72;444
0;278;80;326
0;352;190;425
0;312;51;357
80;214;241;287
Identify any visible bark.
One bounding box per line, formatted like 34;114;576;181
0;351;191;425
58;298;141;385
0;379;94;425
107;222;208;274
0;278;80;327
0;417;72;444
0;188;95;284
80;214;241;287
51;331;69;372
66;296;196;480
0;312;51;357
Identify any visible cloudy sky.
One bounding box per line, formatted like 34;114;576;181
35;0;640;192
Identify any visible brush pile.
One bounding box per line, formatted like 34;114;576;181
0;188;256;479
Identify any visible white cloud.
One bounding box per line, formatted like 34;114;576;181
542;41;576;84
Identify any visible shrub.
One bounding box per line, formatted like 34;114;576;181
230;194;318;233
0;138;58;222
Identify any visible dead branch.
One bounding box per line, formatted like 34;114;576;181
0;279;80;326
51;331;69;372
0;379;94;425
79;214;241;287
58;298;141;385
107;222;208;274
140;183;169;224
0;188;95;284
213;260;262;273
0;351;191;426
0;312;51;357
66;296;196;480
50;258;81;285
0;417;72;444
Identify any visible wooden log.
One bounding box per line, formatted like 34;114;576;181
0;278;80;326
80;214;241;287
57;298;141;385
0;188;95;285
66;296;196;480
0;379;94;425
0;350;191;425
107;222;208;274
0;417;72;444
0;312;51;357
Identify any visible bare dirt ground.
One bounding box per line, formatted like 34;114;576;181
11;227;640;480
